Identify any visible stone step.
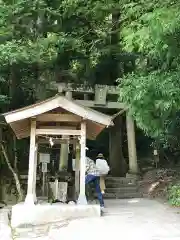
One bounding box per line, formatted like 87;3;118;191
94;177;142;199
105;177;137;185
102;192;142;199
105;187;139;194
105;181;137;188
91;185;139;194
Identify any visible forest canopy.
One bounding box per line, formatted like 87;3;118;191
0;0;180;153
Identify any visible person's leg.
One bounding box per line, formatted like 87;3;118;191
85;174;96;201
85;174;96;184
94;177;104;207
100;176;106;194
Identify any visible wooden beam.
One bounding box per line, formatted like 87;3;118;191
20;175;40;181
111;108;127;120
36;128;81;136
37;126;77;130
38;139;78;144
36;114;81;122
75;100;125;109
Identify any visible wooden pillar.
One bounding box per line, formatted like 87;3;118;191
33;143;38;203
25;118;37;205
126;113;138;174
77;121;87;204
59;91;72;170
75;143;80;199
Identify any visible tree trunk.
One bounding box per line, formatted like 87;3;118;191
108;8;127;176
109;115;127;176
0;143;23;202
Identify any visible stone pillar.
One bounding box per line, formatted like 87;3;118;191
126;113;138;174
25;118;37;205
59;91;72;170
59;138;69;170
84;94;89;100
77;121;87;204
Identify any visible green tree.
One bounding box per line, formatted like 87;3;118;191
1;0;126;198
0;0;116;101
119;0;180;150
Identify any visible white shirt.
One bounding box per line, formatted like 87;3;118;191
86;157;100;176
96;158;110;175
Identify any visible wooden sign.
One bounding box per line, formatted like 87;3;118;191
41;162;47;173
39;153;50;163
153;149;158;156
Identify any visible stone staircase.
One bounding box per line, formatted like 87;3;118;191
103;176;142;199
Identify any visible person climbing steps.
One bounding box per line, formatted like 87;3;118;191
85;157;105;210
96;153;110;194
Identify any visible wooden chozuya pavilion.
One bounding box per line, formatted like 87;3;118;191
3;94;114;207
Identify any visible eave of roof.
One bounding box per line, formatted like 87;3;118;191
3;94;114;140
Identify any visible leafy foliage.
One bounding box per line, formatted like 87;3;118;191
121;0;180;65
167;184;180;206
0;0;117;111
2;0;180;170
0;0;121;180
119;0;180;149
119;71;180;138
